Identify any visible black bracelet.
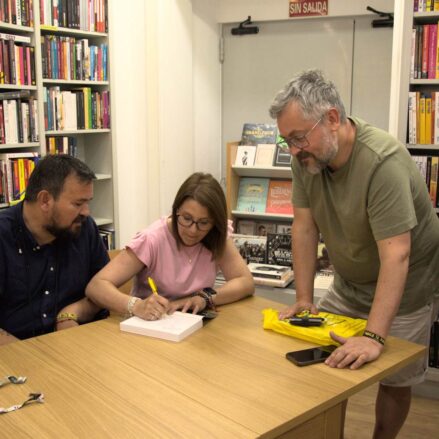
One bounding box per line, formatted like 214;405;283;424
190;291;209;309
363;330;385;346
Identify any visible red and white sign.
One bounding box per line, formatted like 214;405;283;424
289;0;328;18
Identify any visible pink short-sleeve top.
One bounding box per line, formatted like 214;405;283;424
127;217;232;299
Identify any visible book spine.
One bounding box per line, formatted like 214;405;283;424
428;24;437;79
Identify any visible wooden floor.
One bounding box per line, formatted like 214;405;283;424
345;383;439;438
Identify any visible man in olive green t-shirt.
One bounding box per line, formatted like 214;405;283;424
269;69;439;439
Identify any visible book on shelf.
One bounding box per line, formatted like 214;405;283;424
276;222;292;234
232;233;267;264
266;233;292;267
240;123;277;146
247;262;292;280
314;269;334;291
0;152;39;204
314;241;334;290
254;221;277;236
247;263;294;288
235;177;269;213
412;154;439;207
265;179;293;215
429;320;439;368
273;144;292;167
254;144;276;166
120;312;203;342
235;219;256;235
234;145;256;166
0;0;34;27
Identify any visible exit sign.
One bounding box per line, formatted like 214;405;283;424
289;0;328;18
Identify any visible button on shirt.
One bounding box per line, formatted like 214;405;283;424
0;203;109;339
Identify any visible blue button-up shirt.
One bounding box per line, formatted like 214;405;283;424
0;203;109;339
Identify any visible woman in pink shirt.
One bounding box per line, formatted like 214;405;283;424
86;173;254;320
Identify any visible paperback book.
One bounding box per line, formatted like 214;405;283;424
234;145;256;166
120;312;203;342
265;180;293;215
254;144;276;166
235;177;269;213
266;233;293;267
232;234;267;264
247;263;295;288
240;123;277;145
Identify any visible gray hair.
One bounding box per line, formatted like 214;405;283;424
269;69;347;122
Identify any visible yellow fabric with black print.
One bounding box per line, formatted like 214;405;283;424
262;308;367;346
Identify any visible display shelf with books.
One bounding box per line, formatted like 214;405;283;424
226;141;294;223
405;5;439;213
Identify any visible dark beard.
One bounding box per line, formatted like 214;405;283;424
45;216;85;241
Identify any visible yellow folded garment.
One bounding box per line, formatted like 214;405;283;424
262;308;367;346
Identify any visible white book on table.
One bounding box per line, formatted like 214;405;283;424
120;312;203;342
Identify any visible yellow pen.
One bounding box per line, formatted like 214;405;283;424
148;277;159;295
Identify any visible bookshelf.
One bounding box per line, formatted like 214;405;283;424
1;1;116;243
226;141;294;224
392;4;439;214
391;1;439;385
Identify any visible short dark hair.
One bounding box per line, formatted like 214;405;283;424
171;172;228;260
269;69;347;122
25;154;96;202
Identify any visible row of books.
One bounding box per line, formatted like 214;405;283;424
235;218;291;236
41;35;108;82
412;154;439;207
236;177;293;215
0;0;34;27
46;135;78;156
235;143;292;168
0;91;39;144
99;226;115;251
0;33;36;86
43;86;110;131
0;152;39;206
429;319;439;368
414;1;439;13
407;91;439;145
39;0;108;33
410;24;439;80
232;233;292;267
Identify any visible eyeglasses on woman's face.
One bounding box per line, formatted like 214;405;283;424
176;214;213;231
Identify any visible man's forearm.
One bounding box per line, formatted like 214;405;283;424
0;328;19;346
58;297;102;323
366;244;410;338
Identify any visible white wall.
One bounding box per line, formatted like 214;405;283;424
109;0;149;246
192;0;223;183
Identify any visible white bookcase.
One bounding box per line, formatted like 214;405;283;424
0;0;116;240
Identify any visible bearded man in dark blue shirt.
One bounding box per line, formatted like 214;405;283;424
0;154;109;345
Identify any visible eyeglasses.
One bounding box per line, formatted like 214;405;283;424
177;214;213;231
276;117;322;150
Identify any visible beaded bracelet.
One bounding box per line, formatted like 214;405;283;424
363;329;385;346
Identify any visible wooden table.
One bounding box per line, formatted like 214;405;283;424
0;296;425;438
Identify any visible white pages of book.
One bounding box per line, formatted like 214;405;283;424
120;312;203;342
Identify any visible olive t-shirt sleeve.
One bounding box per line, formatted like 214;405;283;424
367;157;418;241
